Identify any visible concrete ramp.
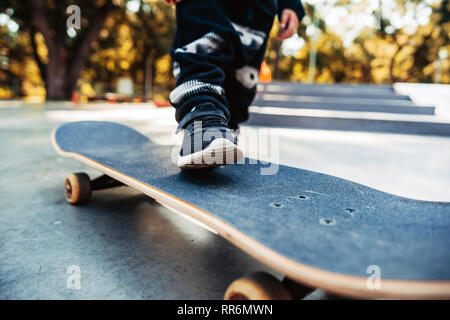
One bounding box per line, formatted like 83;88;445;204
248;82;450;136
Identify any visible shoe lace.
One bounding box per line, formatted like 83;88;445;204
186;116;228;131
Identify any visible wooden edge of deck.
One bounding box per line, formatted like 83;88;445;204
51;129;450;299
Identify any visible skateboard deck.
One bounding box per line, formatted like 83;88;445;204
52;121;450;299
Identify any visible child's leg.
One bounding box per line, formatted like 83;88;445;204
224;50;268;130
170;0;275;168
219;0;277;129
170;0;276;129
170;0;236;128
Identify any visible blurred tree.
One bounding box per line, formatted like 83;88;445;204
127;0;175;99
79;0;175;100
358;0;450;83
0;0;116;100
265;0;449;84
1;0;448;101
0;24;26;97
265;2;349;83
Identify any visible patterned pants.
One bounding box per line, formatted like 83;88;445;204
170;0;277;129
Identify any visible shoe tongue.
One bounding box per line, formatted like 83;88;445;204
192;116;227;130
177;102;228;133
194;113;227;125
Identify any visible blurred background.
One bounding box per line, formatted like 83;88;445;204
0;0;448;102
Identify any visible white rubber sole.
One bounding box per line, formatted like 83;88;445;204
177;138;244;169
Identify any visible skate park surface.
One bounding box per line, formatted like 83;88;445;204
1;82;450;299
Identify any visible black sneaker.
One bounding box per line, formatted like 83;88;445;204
178;115;243;169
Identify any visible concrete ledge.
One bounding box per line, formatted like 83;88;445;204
258;82;395;95
247;106;450;136
252;98;435;115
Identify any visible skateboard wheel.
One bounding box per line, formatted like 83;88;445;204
224;272;292;300
64;173;92;204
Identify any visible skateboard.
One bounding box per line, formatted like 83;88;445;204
52;121;450;299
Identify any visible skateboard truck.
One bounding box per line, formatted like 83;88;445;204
64;173;123;204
